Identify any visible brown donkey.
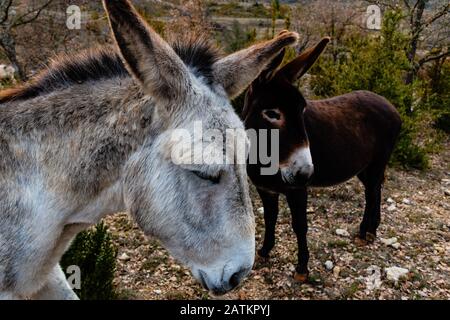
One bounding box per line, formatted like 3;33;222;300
243;38;402;282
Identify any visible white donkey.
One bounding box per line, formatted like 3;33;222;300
0;0;298;299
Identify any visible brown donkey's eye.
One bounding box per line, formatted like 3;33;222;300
262;109;283;125
262;109;282;122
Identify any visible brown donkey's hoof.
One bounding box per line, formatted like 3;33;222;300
257;247;272;259
354;232;376;246
366;232;376;243
293;272;308;283
256;249;271;263
255;254;270;263
354;236;368;246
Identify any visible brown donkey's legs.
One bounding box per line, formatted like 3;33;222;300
357;164;386;244
286;188;309;282
257;189;280;258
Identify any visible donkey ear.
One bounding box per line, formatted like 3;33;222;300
212;31;299;99
258;48;286;82
103;0;191;104
277;37;330;83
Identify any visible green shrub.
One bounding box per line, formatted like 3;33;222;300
0;78;15;89
434;112;450;134
60;222;118;300
311;11;429;169
391;117;429;169
426;61;450;135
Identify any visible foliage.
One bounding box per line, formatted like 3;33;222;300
426;60;450;134
221;20;257;54
60;222;118;300
208;2;271;18
311;11;429;169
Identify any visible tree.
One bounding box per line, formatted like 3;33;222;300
271;0;281;38
0;0;53;80
367;0;449;84
290;0;362;60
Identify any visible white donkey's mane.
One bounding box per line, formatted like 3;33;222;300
0;37;220;104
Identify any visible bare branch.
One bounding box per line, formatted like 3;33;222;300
365;0;400;10
423;3;450;28
0;0;13;25
402;0;411;10
419;50;450;66
11;0;53;28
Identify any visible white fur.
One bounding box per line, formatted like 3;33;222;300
280;146;314;184
0;0;298;299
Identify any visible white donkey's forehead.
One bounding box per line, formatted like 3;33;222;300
163;73;247;169
187;75;244;130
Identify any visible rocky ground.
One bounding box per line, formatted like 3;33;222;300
105;140;449;300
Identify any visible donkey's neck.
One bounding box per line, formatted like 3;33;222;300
0;77;158;221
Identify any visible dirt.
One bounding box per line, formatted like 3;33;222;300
105;140;449;300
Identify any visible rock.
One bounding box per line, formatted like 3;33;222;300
335;229;350;237
154;289;162;295
257;207;264;214
387;204;396;212
391;243;401;249
417;289;429;297
380;237;399;249
423;206;432;213
402;198;412;205
324;260;334;270
118;253;130;261
441;178;450;185
387;197;395;204
365;265;382;291
444;189;450;196
385;266;409;283
333;266;341;277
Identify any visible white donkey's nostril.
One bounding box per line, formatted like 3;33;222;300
226;267;251;290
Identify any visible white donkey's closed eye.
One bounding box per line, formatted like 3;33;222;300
192;170;221;184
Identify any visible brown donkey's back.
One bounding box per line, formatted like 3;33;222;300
306;90;402;187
